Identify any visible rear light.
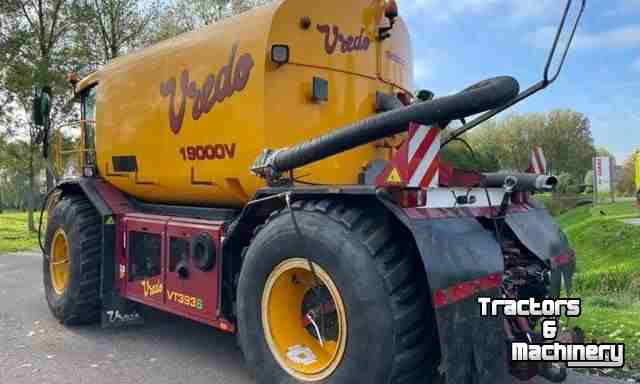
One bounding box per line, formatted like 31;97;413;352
388;188;427;208
385;0;399;20
379;0;398;41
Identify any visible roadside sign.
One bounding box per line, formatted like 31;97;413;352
594;157;613;193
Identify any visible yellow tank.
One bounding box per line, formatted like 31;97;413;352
78;0;413;207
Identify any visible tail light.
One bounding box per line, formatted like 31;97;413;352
388;188;427;208
385;0;398;20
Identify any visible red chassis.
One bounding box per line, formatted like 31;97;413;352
93;179;235;332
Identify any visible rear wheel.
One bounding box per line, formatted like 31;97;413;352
43;195;102;325
237;200;438;384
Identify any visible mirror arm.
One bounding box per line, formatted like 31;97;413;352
442;0;585;146
42;119;50;159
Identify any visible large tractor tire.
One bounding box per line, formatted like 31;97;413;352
43;195;102;325
237;200;438;384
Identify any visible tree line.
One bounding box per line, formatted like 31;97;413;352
443;109;604;193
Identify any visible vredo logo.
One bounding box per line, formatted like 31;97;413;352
317;24;370;55
160;43;255;134
140;278;163;297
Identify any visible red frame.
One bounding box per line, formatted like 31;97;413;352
123;215;167;306
116;212;234;332
164;219;220;321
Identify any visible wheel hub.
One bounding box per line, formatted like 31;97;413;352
50;228;70;295
262;258;347;382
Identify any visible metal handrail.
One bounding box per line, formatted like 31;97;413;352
51;119;97;178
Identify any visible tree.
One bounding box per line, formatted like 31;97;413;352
616;151;640;197
153;0;232;42
541;110;592;178
583;170;594;193
469;113;547;172
0;0;77;230
445;109;596;182
153;0;272;42
596;147;614;158
76;0;159;63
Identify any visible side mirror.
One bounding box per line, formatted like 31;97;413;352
544;0;586;84
32;87;52;127
32;94;44;126
32;87;52;159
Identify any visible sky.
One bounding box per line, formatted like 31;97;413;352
399;0;640;162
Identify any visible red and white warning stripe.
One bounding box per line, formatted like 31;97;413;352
407;123;441;187
529;146;547;174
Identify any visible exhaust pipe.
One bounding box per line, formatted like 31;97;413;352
481;173;558;192
252;76;519;178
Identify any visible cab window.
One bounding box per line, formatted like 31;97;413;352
81;87;97;166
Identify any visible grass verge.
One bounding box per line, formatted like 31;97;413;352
0;211;41;253
555;201;640;370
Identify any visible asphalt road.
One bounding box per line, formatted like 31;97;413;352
0;251;626;384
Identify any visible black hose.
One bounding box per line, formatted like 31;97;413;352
38;188;57;255
267;76;519;174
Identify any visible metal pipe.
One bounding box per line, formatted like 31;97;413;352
252;76;519;177
481;173;558;192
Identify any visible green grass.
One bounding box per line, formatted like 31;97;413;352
533;193;593;216
561;295;640;372
556;201;640;369
0;211;41;253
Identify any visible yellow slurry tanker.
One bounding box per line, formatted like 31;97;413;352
35;1;585;383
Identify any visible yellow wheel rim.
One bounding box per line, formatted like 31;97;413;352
262;258;347;382
50;229;70;295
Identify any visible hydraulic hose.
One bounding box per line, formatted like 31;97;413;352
253;76;519;177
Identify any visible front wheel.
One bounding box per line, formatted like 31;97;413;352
43;195;102;325
237;200;438;384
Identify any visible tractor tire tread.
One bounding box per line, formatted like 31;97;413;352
44;194;102;325
251;198;433;384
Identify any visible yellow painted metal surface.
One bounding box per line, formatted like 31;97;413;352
88;0;413;207
50;228;70;295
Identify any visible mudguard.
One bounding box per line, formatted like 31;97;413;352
505;205;576;297
380;200;576;384
403;214;509;384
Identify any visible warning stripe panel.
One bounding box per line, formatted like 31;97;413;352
530;146;547;174
408;127;440;177
409;125;429;159
417;154;440;188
